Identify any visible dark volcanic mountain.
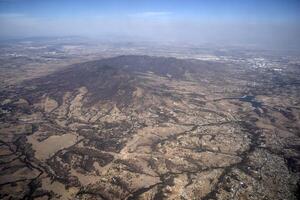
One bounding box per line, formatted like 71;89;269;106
21;55;223;106
0;55;299;200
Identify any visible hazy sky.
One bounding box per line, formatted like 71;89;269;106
0;0;300;50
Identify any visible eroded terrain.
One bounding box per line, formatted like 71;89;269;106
0;55;300;199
